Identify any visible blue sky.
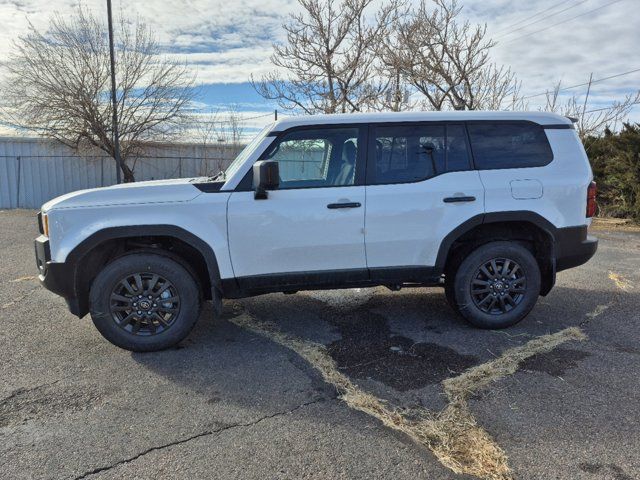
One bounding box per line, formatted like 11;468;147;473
196;83;271;111
1;0;639;132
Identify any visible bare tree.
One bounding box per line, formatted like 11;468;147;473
193;106;245;176
214;108;245;148
370;39;417;112
382;0;523;111
544;75;640;138
0;7;195;182
251;0;401;114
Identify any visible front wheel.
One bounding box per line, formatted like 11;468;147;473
89;253;200;352
449;241;541;329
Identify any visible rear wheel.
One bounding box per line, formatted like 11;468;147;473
449;241;540;329
89;253;200;351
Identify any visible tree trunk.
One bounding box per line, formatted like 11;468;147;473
120;160;135;182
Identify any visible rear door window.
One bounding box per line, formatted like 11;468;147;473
467;122;553;170
368;123;471;185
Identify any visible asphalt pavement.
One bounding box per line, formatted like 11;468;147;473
1;209;639;480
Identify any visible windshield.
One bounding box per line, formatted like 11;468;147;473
223;124;273;180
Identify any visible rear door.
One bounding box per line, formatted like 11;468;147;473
227;126;368;285
364;123;485;278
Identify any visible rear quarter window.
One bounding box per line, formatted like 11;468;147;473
467;122;553;170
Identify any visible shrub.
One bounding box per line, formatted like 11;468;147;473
584;123;640;221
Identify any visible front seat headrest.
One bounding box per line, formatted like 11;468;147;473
343;140;357;163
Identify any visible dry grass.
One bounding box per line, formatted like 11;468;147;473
9;275;37;283
230;313;587;480
586;303;612;319
590;217;640;232
608;272;633;291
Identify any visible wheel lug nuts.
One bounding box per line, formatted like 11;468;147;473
148;295;152;299
153;303;157;307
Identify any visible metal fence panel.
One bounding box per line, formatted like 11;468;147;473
0;137;240;209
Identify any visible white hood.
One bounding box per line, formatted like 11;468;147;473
42;177;206;211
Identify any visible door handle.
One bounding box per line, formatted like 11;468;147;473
443;196;476;203
327;202;362;209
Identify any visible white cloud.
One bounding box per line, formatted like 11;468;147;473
471;0;640;114
0;0;638;119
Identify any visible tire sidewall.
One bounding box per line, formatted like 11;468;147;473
89;253;200;351
454;241;541;329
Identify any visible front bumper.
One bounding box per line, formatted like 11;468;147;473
555;226;598;272
35;235;84;316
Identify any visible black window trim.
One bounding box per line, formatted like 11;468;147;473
236;119;560;191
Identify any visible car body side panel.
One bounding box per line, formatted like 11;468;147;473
480;129;592;229
227;187;367;277
364;170;486;268
46;192;234;279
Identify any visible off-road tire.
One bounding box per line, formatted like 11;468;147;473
449;241;541;329
89;253;200;352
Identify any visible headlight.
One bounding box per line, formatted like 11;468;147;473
42;213;49;237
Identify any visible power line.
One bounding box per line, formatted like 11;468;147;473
584;101;640;113
523;67;640;100
495;0;591;40
239;112;275;121
501;0;626;44
493;0;576;35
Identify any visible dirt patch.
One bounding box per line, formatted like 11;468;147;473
332;336;477;391
230;309;587;480
327;306;477;390
520;348;590;377
0;383;103;428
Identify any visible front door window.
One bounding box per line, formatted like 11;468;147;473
261;128;360;189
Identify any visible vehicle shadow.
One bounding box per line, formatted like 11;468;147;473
131;282;629;409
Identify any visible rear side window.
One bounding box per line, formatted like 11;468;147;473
467;122;553;170
369;123;471;185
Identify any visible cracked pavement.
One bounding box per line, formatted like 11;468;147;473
1;209;640;479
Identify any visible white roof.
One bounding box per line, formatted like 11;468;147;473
272;111;572;130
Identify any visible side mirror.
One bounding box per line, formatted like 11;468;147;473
253;160;279;200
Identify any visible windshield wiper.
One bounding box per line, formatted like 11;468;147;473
208;171;226;182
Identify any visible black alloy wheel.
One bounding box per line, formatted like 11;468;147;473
90;253;200;352
470;257;526;315
448;241;541;329
110;272;181;336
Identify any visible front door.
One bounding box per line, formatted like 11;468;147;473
227;126;368;288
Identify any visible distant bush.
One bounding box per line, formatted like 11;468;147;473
584;123;640;222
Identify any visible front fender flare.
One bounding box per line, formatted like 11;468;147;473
67;225;223;317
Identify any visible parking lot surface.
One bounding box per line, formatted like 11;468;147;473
1;209;639;479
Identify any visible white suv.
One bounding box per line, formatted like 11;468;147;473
35;111;598;351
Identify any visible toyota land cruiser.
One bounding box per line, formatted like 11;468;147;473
34;111;598;351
